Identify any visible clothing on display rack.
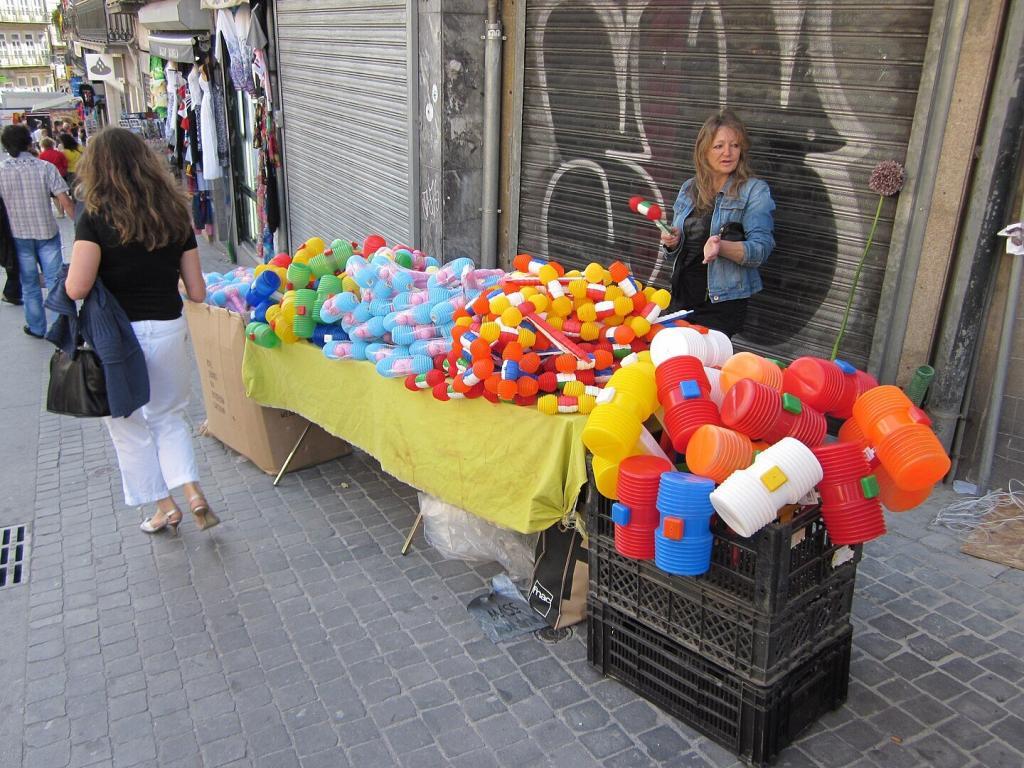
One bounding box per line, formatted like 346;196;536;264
211;73;230;170
216;7;257;95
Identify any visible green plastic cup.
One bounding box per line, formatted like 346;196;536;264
904;364;935;406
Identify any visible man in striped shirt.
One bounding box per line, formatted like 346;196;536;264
0;125;75;338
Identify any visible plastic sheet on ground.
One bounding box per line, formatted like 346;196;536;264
420;493;538;581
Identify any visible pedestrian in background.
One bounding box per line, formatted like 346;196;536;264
59;132;83;212
30;121;48;149
0;124;75;338
64;127;219;534
38;137;68;179
0;198;21;306
38;137;69;219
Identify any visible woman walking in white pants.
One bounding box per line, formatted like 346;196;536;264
64;127;218;534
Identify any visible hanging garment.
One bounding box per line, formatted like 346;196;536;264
252;49;269;99
195;167;211;193
216;8;256;94
164;65;180;144
186;65;202;113
249;2;271;99
248;3;269;49
210;72;230;170
197;71;221;180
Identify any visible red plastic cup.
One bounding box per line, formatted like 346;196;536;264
783;357;846;414
618;456;672;501
813;442;871;482
662;397;722;453
813;442;886;544
721;378;826;446
614;523;656;559
656;356;710;402
820;501;887;544
831;360;878;419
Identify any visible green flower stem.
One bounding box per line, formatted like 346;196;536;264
831;194;885;361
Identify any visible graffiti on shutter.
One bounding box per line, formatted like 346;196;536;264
518;1;931;366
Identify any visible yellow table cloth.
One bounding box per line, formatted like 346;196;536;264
242;340;589;533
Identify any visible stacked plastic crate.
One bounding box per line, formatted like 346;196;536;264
584;476;861;766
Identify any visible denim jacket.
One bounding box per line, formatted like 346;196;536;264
669;177;775;302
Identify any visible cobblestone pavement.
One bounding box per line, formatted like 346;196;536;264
0;229;1021;768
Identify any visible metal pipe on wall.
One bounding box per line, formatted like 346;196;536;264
926;0;1024;457
976;205;1024;493
480;0;502;270
869;0;969;383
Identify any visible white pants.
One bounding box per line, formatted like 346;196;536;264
104;316;199;507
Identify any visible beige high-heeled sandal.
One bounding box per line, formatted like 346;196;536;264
141;505;182;534
188;495;220;531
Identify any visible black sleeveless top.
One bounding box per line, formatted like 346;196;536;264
670;211;712;311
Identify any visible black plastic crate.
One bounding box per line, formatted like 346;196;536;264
585;488;861;614
589;537;854;683
588;600;851;767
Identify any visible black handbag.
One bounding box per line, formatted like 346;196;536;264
719;221;746;241
46;343;111;418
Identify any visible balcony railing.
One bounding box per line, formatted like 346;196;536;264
0;50;51;67
64;0;135;46
105;0;145;12
0;10;50;25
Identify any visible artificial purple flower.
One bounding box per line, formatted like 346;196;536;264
869;160;906;197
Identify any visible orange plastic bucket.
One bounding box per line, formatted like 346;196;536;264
720;351;784;394
853;386;949;491
685;425;753;484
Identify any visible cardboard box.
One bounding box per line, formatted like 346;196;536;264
184;302;351;475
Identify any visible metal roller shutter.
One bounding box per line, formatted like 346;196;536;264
275;0;414;248
516;1;934;367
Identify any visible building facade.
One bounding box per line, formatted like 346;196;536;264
0;0;55;91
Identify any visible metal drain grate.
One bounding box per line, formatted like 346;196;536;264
0;524;28;589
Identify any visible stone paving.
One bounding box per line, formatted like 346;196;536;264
0;231;1021;767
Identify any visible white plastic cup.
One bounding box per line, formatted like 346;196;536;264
704;366;725;407
650;326;709;366
710;437;823;537
709;471;778;537
703;329;733;368
764;437;824;499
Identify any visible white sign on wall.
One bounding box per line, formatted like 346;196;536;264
84;54;117;82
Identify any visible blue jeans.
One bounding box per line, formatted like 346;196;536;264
14;233;63;336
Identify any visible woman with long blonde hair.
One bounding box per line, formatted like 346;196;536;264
65;127;219;534
660;109;775;337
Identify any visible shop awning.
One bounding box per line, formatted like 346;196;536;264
145;32;199;63
31;94;81;111
138;0;211;32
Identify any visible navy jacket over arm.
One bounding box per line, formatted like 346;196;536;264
45;270;150;417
